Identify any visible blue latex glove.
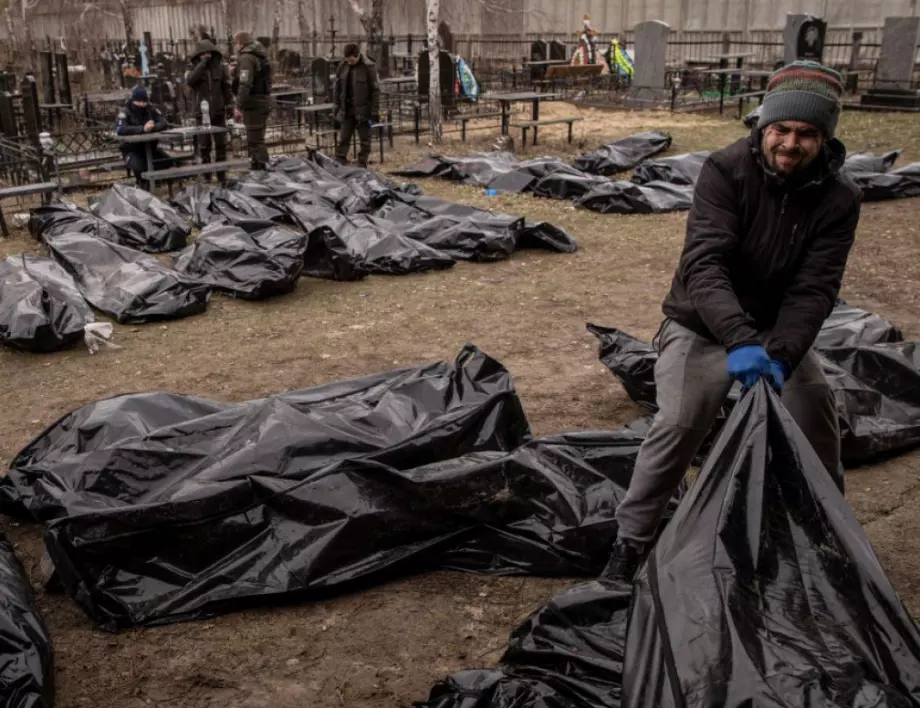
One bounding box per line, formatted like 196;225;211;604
767;359;787;393
726;345;771;389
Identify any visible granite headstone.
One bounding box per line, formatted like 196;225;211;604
877;17;920;91
632;20;669;98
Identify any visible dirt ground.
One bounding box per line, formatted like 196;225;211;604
2;106;920;707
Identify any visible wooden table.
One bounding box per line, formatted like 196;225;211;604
483;92;561;135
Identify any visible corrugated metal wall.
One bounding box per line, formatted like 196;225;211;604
9;0;920;42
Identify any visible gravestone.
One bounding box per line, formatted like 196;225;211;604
877;17;920;90
631;20;670;100
438;22;454;54
20;75;42;141
417;50;455;112
40;51;55;105
861;16;920;108
783;14;827;65
378;40;391;80
55;53;72;105
312;57;331;101
549;40;566;61
0;92;16;138
530;41;548;82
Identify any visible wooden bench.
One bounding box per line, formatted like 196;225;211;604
142;159;250;195
454;111;504;141
537;64;604;92
509;117;584;147
0;182;58;237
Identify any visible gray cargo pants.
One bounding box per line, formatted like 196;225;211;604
614;318;841;545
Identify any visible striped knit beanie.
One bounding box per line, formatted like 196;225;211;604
757;61;844;138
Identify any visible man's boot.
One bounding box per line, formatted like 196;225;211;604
600;538;647;583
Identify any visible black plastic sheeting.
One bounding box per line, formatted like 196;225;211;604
417;581;633;708
45;232;210;323
843;149;903;174
0;255;94;353
0;346;673;629
306;212;456;275
89;183;190;252
587;303;920;465
27;201;122;244
573;132;672;176
852;162;920;202
0;529;54;708
625;383;920;708
630;151;711;186
173;223;306;299
576;180;695;214
417;384;920;708
170;184;286;230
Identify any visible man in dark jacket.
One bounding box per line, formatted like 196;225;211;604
333;43;379;167
602;61;861;582
115;85;171;186
232;31;272;170
184;39;233;176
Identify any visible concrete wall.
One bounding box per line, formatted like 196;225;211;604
9;0;920;43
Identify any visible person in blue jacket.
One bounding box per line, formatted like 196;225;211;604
115;85;171;186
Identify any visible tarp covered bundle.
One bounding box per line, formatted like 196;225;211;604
852;162;920;202
588;303;920;465
3;347;657;630
27;201;122;243
0;255;94;352
573;131;672;176
630;151;710;186
393;133;697;215
0;529;54;708
89;183;190;252
45;232;210;323
173;223;307;299
417;382;920;708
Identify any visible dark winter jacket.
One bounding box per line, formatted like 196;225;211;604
185;39;233;116
661;130;861;373
333;55;379;122
115;100;168;156
235;41;272;111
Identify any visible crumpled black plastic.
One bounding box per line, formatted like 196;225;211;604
625;383;920;708
851;162;920;201
90;183;190;252
2;348;674;630
0;255;94;353
416;581;632;708
392;152;530;187
587;303;920;465
532;168;608;200
630;151;711;186
45;232;210;323
307;212;456;275
170;184;285;230
28;201;122;243
573;131;672;176
576;180;695;214
0;528;54;708
843;149;902;174
173;223;306;299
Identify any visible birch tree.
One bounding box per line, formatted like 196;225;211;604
270;0;284;62
426;0;442;142
116;0;134;47
218;0;231;54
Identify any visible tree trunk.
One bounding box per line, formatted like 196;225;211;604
297;0;309;41
219;0;232;56
118;0;135;47
367;0;383;58
20;0;33;70
270;0;284;63
5;2;16;58
426;0;441;142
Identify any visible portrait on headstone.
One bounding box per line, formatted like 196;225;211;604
797;20;826;61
